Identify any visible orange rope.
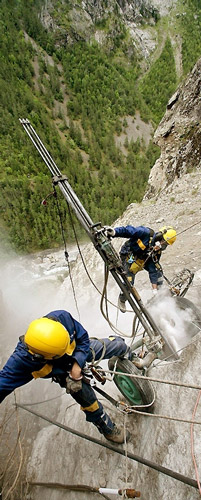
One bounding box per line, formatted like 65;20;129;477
191;390;201;495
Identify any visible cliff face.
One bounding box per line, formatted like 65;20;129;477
25;162;201;500
144;57;201;199
39;0;169;57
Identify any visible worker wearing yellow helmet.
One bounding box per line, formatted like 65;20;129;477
106;224;177;311
24;317;74;359
0;309;131;444
158;226;177;246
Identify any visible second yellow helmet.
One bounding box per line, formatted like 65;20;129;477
159;226;177;245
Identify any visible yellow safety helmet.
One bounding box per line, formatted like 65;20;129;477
159;226;177;245
24;317;70;359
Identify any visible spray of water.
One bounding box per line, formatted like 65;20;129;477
147;289;196;357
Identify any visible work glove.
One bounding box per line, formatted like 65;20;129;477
104;226;116;238
153;241;161;250
66;374;83;393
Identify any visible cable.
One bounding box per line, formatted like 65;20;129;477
29;482;111;499
191;390;201;495
15;403;201;490
3;396;24;500
127;408;201;426
100;265;132;338
176;219;201;237
66;204;135;338
53;186;81;321
97;367;201;391
15;391;66;406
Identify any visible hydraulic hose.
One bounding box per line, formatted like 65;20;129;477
16;403;200;490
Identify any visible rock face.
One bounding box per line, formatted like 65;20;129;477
39;0;160;55
144;57;201;199
82;0;158;23
25;166;201;500
151;0;177;16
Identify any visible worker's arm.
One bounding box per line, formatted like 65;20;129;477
0;342;40;403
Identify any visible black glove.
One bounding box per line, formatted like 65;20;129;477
66;375;83;393
104;226;115;238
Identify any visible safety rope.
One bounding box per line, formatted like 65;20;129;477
191;390;201;495
126;408;201;426
65;202;135;338
53;187;81;320
94;368;201;425
14;391;66;406
97;368;201;392
176;219;201;237
3;396;23;500
94;379;201;426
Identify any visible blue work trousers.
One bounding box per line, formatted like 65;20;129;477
119;255;163;302
70;336;128;434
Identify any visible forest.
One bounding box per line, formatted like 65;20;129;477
0;0;200;252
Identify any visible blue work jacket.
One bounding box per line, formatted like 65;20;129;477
0;310;90;402
114;225;155;258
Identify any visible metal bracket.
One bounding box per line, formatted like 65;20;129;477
52;175;68;184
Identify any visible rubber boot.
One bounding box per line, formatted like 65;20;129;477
104;424;130;444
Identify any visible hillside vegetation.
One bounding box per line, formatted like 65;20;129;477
0;0;200;252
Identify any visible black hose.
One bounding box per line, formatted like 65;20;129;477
16;403;199;490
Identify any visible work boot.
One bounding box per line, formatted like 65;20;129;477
104;424;130;444
118;296;126;313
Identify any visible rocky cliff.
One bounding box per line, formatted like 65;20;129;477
144;57;201;199
40;0;178;58
24;161;201;500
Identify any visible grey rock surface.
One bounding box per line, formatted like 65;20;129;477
145;57;201;199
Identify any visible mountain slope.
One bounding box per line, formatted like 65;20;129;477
1;53;201;499
0;0;200;252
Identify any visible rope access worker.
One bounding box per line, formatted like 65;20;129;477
106;225;177;313
0;310;131;444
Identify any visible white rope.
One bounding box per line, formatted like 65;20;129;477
97;368;201;391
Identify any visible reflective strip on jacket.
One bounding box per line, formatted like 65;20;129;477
114;225;155;257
